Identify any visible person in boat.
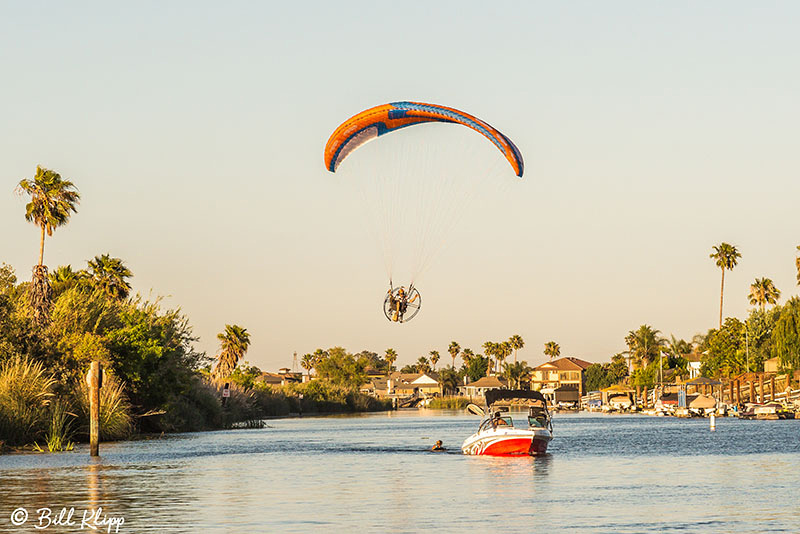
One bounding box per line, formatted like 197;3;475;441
431;440;446;451
491;411;509;429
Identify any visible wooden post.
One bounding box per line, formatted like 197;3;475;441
770;375;776;402
643;387;648;408
729;381;733;403
759;374;765;403
749;380;755;403
89;361;101;457
735;380;741;404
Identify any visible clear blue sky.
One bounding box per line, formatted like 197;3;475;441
2;2;799;370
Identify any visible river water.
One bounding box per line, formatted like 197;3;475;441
1;411;799;533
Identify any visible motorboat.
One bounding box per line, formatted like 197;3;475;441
462;390;553;456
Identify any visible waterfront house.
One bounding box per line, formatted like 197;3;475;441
686;352;703;379
459;376;508;399
531;357;593;400
386;372;442;398
256;369;303;386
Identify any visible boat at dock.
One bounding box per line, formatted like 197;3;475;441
462;390;553;456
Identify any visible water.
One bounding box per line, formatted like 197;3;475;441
2;411;799;533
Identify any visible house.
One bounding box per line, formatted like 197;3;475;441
531;357;593;400
459;376;508;398
256;369;302;387
685;352;703;379
385;372;442;398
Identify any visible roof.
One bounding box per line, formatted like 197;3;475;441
684;352;704;363
485;389;546;406
464;376;508;389
534;357;593;372
602;384;635;393
684;376;722;386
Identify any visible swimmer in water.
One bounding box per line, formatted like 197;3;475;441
431;440;446;451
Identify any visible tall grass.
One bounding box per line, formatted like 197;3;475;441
37;399;76;452
0;356;56;446
427;396;471;410
73;371;132;440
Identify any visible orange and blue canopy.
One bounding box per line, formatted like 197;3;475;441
324;101;524;177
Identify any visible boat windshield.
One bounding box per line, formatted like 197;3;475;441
480;416;514;432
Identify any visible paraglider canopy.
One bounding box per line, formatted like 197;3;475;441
325;101;524;177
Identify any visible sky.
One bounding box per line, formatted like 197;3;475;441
1;2;799;371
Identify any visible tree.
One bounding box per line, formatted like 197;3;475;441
772;297;800;370
461;348;474;366
710;242;741;328
544;341;560;360
16;166;80;324
384;348;397;372
448;341;461;369
701;318;745;377
429;350;440;370
315;347;368;387
497;342;512;372
301;353;315;379
212;324;251;379
503;361;531;389
437;367;459;395
87;254;133;300
749;277;780;312
416;356;430;373
509;334;524;363
464;355;489;383
482;341;497;375
625;325;664;369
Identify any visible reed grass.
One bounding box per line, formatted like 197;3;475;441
73;371;133;440
427;396;471;410
0;356;56;446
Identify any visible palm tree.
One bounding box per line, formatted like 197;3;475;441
429;350;440;371
448;341;461;369
461;348;474;366
213;324;251;380
503;361;532;389
748;277;780;312
16;166;80;323
384;348;397;373
416;356;430;374
509;334;524;363
50;264;84;295
482;341;497;375
497;341;512;373
301;353;315;380
87;254;133;300
544;341;560;360
626;325;664;369
710;243;741;328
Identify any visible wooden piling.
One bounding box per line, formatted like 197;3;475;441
770;375;776;402
89;361;101;457
758;374;764;403
749;380;755;403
